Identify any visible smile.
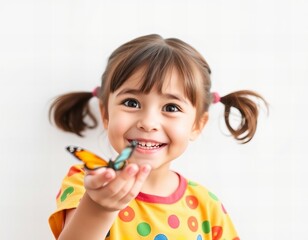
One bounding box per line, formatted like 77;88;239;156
129;140;166;150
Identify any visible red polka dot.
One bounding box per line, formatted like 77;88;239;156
185;195;199;209
119;206;135;222
212;226;223;240
187;216;198;232
67;166;82;177
168;215;180;229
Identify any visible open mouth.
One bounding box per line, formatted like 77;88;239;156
129;140;166;150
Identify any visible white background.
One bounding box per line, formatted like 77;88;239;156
0;0;307;239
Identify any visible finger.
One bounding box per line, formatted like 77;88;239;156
104;164;139;197
84;168;116;190
119;164;151;203
136;164;151;183
86;164;139;209
85;164;138;193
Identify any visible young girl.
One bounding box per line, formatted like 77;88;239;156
49;34;266;240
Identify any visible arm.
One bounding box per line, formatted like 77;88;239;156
59;193;118;240
58;163;151;240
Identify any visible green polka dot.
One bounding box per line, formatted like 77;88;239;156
202;221;211;234
208;191;219;201
137;222;151;236
60;186;74;202
188;181;198;186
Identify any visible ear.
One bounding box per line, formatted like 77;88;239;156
190;112;209;141
99;101;109;129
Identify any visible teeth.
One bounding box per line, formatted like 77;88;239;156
136;141;162;149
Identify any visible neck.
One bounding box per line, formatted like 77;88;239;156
141;167;179;197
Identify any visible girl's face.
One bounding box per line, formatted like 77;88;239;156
101;68;207;172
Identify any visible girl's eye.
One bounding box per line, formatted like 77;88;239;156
163;104;181;112
122;99;140;108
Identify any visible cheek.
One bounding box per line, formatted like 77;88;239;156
167;127;190;159
106;115;131;149
168;124;191;145
171;117;195;136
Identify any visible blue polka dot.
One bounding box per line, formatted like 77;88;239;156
154;234;168;240
197;234;202;240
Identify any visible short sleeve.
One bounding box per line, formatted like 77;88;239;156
48;164;86;238
207;191;240;240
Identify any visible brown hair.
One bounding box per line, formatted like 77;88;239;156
49;34;267;143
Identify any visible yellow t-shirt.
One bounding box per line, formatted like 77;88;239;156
49;164;240;240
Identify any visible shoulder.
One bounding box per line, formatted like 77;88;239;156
183;176;237;224
185;178;220;202
183;176;239;233
183;177;226;213
56;164;86;203
63;164;85;180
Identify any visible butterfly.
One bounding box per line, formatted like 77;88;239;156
66;141;137;171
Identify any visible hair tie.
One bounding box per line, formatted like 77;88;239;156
92;86;100;98
212;92;221;104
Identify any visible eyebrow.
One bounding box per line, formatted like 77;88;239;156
116;88;142;96
116;88;189;104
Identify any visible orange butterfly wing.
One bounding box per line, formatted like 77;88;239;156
66;146;108;170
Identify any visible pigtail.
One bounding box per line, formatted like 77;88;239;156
219;90;268;144
49;91;98;136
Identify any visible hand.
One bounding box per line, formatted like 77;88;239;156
84;163;151;212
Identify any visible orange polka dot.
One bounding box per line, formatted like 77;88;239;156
187;216;198;232
119;206;135;222
185;195;199;209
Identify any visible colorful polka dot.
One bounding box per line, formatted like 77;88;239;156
137;222;151;236
188;181;198;186
212;226;223;240
208;191;219;201
197;234;203;240
221;203;227;214
186;195;199;209
187;216;198;232
168;214;180;229
202;220;211;234
154;234;168;240
119;206;135;222
60;186;74;202
67;166;82;177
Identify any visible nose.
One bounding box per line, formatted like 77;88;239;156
137;111;160;132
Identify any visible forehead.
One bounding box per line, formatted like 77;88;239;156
118;67;186;95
